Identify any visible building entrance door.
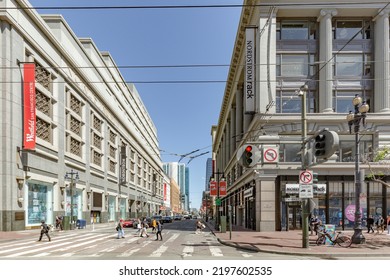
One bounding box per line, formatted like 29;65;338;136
288;204;302;230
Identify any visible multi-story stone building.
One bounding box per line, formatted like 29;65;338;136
213;0;390;232
0;0;163;231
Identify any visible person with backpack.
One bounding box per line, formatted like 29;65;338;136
37;220;51;242
155;221;163;241
376;215;385;234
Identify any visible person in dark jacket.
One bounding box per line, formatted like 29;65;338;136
366;215;375;233
155;221;163;241
38;220;51;242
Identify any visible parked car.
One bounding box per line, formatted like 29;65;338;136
162;216;172;223
122;219;136;228
183;215;191;220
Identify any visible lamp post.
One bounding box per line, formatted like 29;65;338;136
346;94;369;244
298;84;310;248
64;169;79;230
213;170;225;231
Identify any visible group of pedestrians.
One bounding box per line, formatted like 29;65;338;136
117;217;163;240
367;214;390;234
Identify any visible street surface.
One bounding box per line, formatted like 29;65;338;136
0;219;318;260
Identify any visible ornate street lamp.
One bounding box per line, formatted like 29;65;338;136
346;94;369;244
64;170;79;230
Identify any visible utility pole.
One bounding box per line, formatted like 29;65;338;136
299;85;309;248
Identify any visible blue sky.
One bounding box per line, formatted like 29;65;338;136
29;0;242;209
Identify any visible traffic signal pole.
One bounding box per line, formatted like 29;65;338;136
299;85;310;249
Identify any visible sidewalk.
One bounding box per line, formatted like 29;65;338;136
205;221;390;258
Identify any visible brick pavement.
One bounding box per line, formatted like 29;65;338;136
205;221;390;257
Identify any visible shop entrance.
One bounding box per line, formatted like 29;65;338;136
288;204;302;230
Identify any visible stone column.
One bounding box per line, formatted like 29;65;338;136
255;174;277;231
318;9;337;113
374;9;390;112
235;87;243;143
230;107;236;154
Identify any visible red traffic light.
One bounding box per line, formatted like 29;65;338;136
245;145;253;152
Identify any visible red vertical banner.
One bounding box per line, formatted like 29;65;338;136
163;183;167;201
209;181;217;196
23;63;36;150
219;180;227;197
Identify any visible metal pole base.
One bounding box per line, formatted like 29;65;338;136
351;229;366;244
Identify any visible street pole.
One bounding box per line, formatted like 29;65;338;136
65;169;79;230
347;94;368;244
213;170;224;231
299;85;309;248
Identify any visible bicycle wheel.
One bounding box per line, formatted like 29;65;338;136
336;235;352;247
316;236;325;246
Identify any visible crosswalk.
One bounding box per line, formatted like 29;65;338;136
0;229;254;259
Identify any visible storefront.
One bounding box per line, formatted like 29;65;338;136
25;181;53;227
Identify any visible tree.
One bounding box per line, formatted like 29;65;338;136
364;146;390;188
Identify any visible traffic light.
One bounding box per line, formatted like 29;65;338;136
313;130;339;160
312;172;318;184
237;144;260;168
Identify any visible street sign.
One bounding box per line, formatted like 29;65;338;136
285;184;300;194
215;198;221;206
263;146;279;163
299;170;313;184
299;185;313;198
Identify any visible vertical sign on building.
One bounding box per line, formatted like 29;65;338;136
210;181;217;196
245;27;256;114
23;63;36;150
163;183;167;201
119;145;127;185
219;180;227;197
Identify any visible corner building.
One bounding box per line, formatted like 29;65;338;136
213;0;390;232
0;0;163;231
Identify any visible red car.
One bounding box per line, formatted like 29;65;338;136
122;219;136;228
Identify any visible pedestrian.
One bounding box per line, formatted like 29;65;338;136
376;215;385;234
195;220;204;234
386;214;390;235
135;218;142;235
151;218;157;233
155;221;163;241
140;220;149;238
55;216;63;231
310;215;320;235
116;219;125;239
367;215;375;233
37;220;51;242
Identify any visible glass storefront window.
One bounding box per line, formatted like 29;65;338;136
108;196;116;221
119;198;126;219
65;189;82;219
27;182;53;225
328;182;343;227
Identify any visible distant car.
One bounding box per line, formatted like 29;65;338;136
183;215;191;220
122;219;136;228
162;216;172;223
174;215;182;220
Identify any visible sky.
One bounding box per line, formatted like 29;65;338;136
29;0;243;210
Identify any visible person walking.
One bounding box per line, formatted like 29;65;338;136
376;215;385;234
37;220;51;242
151;218;157;233
140;221;149;238
116;219;125;239
135;218;142;235
367;215;375;233
155;221;163;241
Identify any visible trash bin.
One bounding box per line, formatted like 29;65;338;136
76;219;86;229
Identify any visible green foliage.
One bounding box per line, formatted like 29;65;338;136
374;147;390;162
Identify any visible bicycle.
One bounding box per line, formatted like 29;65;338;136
315;227;352;248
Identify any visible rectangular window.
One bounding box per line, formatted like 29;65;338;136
335;54;363;76
335;20;363;40
280;54;309;76
333;91;371;113
277;20;316;40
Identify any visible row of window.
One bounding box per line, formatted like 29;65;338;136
276;19;372;40
32;59;162;196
